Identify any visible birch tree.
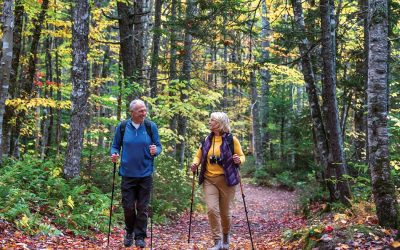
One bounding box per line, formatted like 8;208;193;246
63;0;90;179
367;0;398;228
0;0;14;162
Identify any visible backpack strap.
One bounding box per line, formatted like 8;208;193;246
120;119;154;143
119;119;129;142
144;119;154;143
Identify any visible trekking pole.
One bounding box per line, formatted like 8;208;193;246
150;144;156;249
107;159;117;247
239;179;255;250
150;172;154;249
188;168;197;243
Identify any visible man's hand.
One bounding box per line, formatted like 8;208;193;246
150;144;157;156
111;153;119;163
191;163;199;172
233;154;241;165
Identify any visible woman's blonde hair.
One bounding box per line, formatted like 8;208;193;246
210;112;231;133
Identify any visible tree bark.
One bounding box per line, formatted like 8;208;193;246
3;0;23;157
55;39;62;156
367;0;398;228
63;0;90;179
291;0;336;198
176;0;195;167
117;0;135;112
320;0;351;204
0;0;15;162
260;0;271;165
41;34;53;159
149;0;162;99
167;0;178;156
250;71;262;165
133;0;145;87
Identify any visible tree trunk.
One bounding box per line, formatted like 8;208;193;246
168;0;178;156
176;0;195;167
0;0;15;162
41;34;53;159
260;0;271;165
3;0;23;157
55;40;62;155
63;0;90;179
291;0;335;198
133;0;145;87
250;71;262;165
320;0;351;204
117;0;135;111
149;0;162;99
13;0;49;157
367;0;398;228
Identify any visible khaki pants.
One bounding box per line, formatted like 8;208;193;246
203;175;236;240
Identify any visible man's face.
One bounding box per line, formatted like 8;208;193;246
131;103;147;123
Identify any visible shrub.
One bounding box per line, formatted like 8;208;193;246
152;155;201;223
0;155;114;235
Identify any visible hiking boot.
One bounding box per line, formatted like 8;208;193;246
135;238;146;248
208;239;222;250
123;232;133;247
222;233;230;249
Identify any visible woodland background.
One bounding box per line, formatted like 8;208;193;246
0;0;399;248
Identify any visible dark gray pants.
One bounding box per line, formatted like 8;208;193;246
121;175;152;239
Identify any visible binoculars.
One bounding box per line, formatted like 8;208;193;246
209;155;222;165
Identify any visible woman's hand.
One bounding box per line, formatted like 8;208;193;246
232;154;241;165
191;163;199;172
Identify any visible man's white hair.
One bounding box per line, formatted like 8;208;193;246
129;99;146;111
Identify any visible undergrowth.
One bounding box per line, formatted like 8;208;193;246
0;153;197;236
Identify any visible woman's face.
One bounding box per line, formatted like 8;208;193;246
208;117;220;133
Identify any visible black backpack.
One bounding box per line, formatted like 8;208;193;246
119;119;154;143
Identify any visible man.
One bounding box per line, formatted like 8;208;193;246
111;99;162;248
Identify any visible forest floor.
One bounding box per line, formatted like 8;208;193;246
1;182;398;249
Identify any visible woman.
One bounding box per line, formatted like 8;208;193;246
191;112;245;250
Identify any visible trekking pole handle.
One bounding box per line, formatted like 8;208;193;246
150;144;157;157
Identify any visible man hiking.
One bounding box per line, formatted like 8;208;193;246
111;99;162;248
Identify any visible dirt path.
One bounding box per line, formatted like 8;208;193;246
0;183;306;249
149;183;306;250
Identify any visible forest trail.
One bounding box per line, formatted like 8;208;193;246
150;182;306;249
0;183;306;249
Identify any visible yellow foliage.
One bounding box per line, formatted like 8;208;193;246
51;168;62;177
67;196;74;210
333;213;349;222
392;241;400;248
19;214;30;228
392;160;400;170
5;98;71;111
58;200;63;209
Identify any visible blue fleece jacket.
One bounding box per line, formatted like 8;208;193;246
111;120;162;177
